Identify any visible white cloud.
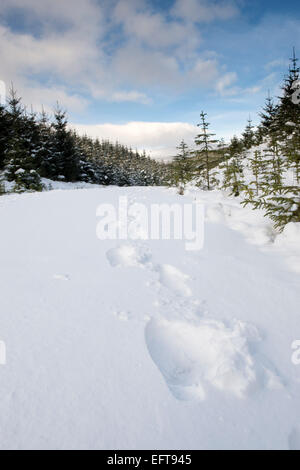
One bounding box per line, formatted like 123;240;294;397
191;58;220;85
110;42;180;88
171;0;238;23
113;0;200;50
19;85;89;114
0;0;104;111
265;59;288;70
0;0;103;36
0;0;239;111
111;91;152;105
71;121;199;161
215;72;238;95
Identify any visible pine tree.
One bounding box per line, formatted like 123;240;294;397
242;116;256;149
3;89;43;192
194;111;218;190
35;109;55;178
259;91;279;138
224;158;245;197
243;185;300;230
5;139;43;192
51;105;80;181
0;103;9;170
221;136;245;196
173;140;192;194
277;47;300;133
281;120;300;184
4;87;24;156
248;150;265;196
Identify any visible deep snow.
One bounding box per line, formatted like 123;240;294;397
0;184;300;450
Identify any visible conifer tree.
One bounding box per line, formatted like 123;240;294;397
277;47;300;133
51;105;80;181
221;136;245;196
242;150;267;207
194;111;218;190
0;103;9;170
248;150;265;196
173;140;192;194
35;109;55;178
259;91;279;138
4;89;43;192
281;120;300;184
243;185;300;230
242;116;256;149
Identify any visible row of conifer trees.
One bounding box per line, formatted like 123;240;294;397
1;50;299;230
0;90;170;193
171;49;300;229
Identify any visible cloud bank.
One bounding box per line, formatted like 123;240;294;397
0;0;240;112
71;121;199;161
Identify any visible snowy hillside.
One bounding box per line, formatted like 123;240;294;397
0;185;300;450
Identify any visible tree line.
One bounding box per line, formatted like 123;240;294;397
0;90;170;193
1;49;299;231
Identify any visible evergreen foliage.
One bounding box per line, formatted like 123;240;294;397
242;116;256;149
1;49;299;233
194;111;218;190
205;49;300;231
172;140;192;194
0;89;169;192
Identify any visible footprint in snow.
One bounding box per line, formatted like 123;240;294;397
106;244;151;268
155;264;192;297
145;316;282;402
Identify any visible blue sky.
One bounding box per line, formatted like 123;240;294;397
0;0;299;158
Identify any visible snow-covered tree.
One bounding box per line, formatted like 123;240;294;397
277;47;300;134
221;136;245;196
242;116;256;149
173;140;192;194
194;111;218;190
258;92;279;138
50;105;81;182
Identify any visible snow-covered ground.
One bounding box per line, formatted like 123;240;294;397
0;184;300;450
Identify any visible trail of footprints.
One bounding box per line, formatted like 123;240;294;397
106;243;284;405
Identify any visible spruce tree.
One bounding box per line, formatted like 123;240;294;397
35;109;56;178
248;150;265;196
277;47;300;133
173;140;192;194
0;103;9;170
243;185;300;230
4;89;43;192
51;105;80;182
259;91;279;138
221;136;245;196
281;118;300;184
194;111;218;190
242;116;256;149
